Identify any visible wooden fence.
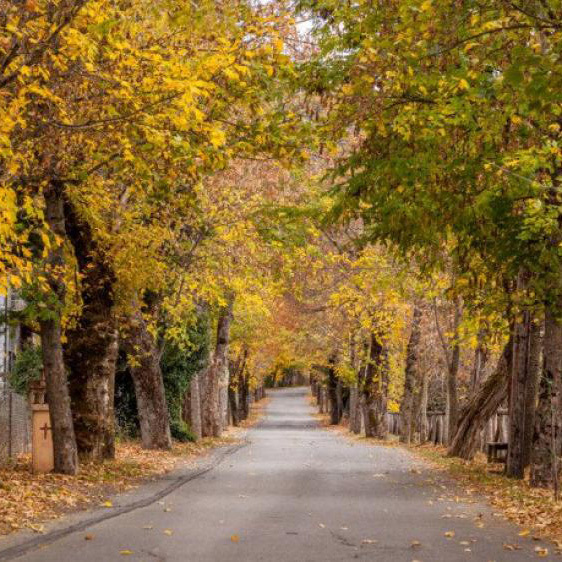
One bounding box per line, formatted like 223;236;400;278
387;409;509;448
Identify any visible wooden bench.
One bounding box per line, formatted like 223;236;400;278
487;442;508;463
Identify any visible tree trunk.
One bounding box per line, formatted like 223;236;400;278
531;306;562;489
190;372;202;440
40;181;78;474
418;369;429;443
362;332;388;439
239;370;250;421
448;338;512;460
228;379;239;427
434;298;461;443
327;361;340;425
507;299;541;478
470;329;488;394
400;303;422;444
446;302;461;442
522;319;542;469
63;198;118;461
202;298;234;438
124;305;171;450
349;385;361;433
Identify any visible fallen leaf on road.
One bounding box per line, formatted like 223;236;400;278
231;535;240;543
519;529;530;537
163;507;172;512
142;525;153;530
84;534;94;540
120;550;133;556
29;524;44;533
444;531;455;538
361;539;378;544
319;523;325;528
503;543;522;551
459;541;470;546
102;501;113;508
411;540;421;548
164;529;173;536
534;547;548;557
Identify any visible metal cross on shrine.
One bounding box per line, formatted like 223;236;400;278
40;422;52;440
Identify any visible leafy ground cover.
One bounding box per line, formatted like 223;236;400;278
412;445;562;549
0;398;268;538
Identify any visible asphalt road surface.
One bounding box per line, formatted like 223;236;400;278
7;387;554;561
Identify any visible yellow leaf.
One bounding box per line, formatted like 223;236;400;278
164;529;173;536
120;550;133;556
444;531;455;538
518;529;530;537
102;501;113;508
231;534;240;543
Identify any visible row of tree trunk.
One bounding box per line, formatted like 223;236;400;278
39;182;265;473
311;298;561;492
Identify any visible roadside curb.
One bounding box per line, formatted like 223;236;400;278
0;441;247;561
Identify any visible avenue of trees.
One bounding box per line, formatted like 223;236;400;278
1;0;561;497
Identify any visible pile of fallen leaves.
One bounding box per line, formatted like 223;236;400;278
413;444;562;545
0;435;238;538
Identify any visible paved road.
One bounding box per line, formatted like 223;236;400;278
9;387;554;561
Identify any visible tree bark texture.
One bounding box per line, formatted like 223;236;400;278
327;361;340;425
400;303;422;444
531;307;562;489
64;198;118;460
202;298;234;438
124;305;171;450
190;372;203;440
40;181;78;475
507;302;541;478
448;338;512;460
361;332;388;439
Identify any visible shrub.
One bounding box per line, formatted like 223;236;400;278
9;345;42;395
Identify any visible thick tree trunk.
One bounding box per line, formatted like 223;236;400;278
531;307;562;489
400;303;422;444
202;298;234;438
507;301;541;478
190;372;202;440
63;198;118;461
40;318;79;474
448;338;512;460
362;332;388;439
124;306;171;450
40;182;78;474
522;320;542;469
